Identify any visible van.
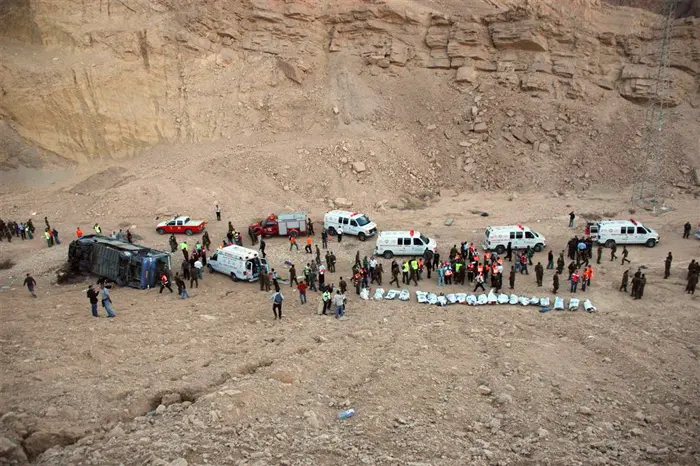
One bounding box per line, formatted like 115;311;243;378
323;210;378;241
595;219;659;248
483;225;546;254
207;245;269;282
373;230;437;259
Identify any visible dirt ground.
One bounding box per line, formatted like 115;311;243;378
1;169;699;465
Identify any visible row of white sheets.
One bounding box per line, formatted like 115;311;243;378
368;288;596;312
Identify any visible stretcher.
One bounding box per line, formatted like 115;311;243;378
428;293;438;305
456;293;467;304
398;290;410;301
497;294;509;304
568;298;580;311
416;291;429;304
487;290;498;304
360;288;370;300
509;294;519;305
437;294;448;306
477;294;488;305
466;295;478;306
373;288;385;300
385;289;400;300
583;299;597;312
553;297;565;310
446;294;458;304
539;297;551;307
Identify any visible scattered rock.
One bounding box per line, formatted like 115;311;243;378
352;161;367;173
578;406;593;416
455;65;478;83
107;426;125;439
0;436;27;464
537;427;549;438
495;393;513;405
305;411;320;429
478;385;492;396
444;218;454;226
155;404;167;415
332;106;339;115
539;142;551;153
161;393;182;406
473;122;488;133
426;124;437;131
541;120;556;132
340;157;348;164
631;428;643;436
334;198;353;208
23;430;82;460
169;458;188;466
277;59;303;84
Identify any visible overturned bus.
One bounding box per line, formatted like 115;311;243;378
67;235;171;289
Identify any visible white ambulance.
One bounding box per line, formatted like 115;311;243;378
373;230;437;259
594;219;659;248
483;224;547;254
323;210;378;241
207;245;269;282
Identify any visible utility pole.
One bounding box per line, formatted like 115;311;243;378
631;0;679;211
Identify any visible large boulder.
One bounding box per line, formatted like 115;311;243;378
490;20;548;52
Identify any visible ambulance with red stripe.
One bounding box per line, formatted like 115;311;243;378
482;224;546;254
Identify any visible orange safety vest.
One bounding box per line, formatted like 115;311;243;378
485;252;491;261
491;264;498;274
306;237;312;245
473;254;479;262
290;236;296;243
477;265;483;274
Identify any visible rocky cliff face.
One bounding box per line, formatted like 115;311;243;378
0;0;698;181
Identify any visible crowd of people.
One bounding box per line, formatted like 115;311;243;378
9;206;698;320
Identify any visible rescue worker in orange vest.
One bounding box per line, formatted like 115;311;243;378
305;236;312;254
582;265;593;291
417;258;424;281
482;260;489;282
467;262;475;283
76;227;83;238
160;272;173;293
289;235;299;251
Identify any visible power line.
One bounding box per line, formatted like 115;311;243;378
631;0;679;210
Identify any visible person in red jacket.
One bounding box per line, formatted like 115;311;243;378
76;227;83;238
570;270;580;293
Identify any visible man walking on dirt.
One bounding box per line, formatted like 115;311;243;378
621;246;631;265
508;266;516;290
160;272;173;294
610;243;618;262
100;283;116;317
23;273;37;298
87;285;99;316
568;211;576;228
552;272;559;294
321;228;328;249
664;252;673;279
216;204;221;221
535;262;544;287
683;221;692;239
619;269;629;292
596;244;603;265
259;238;266;258
289;264;299;287
269;290;284;320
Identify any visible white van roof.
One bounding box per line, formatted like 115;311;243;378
219;245;260;260
378;230;423;238
326;210;365;218
597;219;644;226
487;225;531;232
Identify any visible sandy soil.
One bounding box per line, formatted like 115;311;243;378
1;172;699;465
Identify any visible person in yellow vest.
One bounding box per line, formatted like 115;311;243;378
409;258;419;285
402;261;409;284
454;261;463;285
44;229;52;247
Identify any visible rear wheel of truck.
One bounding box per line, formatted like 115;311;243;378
231;272;239;282
328;227;337;236
185;229;193;236
383;250;393;259
156;228;165;235
495;245;505;255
